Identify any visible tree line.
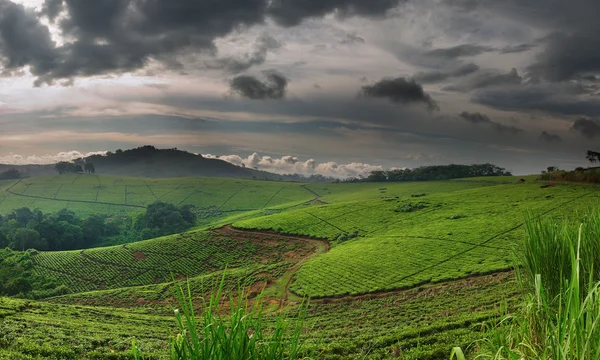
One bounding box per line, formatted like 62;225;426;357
0;201;197;252
341;163;512;183
54;161;95;174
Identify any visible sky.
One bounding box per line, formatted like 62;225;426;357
0;0;599;176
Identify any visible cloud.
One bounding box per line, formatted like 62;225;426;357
473;84;600;117
0;150;107;165
412;63;479;84
458;111;523;134
230;71;288;100
444;68;522;92
0;0;405;84
571;118;600;139
500;44;536;54
0;0;58;79
361;77;439;111
340;33;365;45
267;0;402;27
538;131;563;143
209;34;281;74
204;152;383;178
422;44;493;60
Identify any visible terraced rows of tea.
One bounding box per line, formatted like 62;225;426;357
234;182;600;297
31;230;316;293
0;174;315;216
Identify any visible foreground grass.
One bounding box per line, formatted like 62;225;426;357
454;210;600;359
0;272;520;359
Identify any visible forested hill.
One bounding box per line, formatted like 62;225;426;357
84;146;270;179
0;146;331;182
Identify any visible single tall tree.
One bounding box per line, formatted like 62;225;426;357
586;150;600;163
84;162;95;174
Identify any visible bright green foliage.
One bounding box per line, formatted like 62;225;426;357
159;277;311;360
30;230;308;294
236;182;599;297
463;211;600;359
0;272;520;359
0;175;315;217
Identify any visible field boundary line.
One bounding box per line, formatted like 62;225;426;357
3;188;145;209
218;184;248;210
177;184;206;206
53;184;63;200
70;174;81;185
306;212;347;233
143;180;159;201
158;184;184;200
33;262;101;285
262;185;287;208
388;191;595;287
300;184;321;198
381;235;509;250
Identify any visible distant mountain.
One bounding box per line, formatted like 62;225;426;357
0;146;333;182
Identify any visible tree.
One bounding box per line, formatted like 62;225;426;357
73;165;84;173
0;169;21;180
547;166;559;173
54;162;70;174
84;162;95;174
586;150;600;163
12;228;45;251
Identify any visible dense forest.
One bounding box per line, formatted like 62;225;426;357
0;202;197;252
343;163;512;182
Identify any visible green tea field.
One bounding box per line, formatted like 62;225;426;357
0;174;598;359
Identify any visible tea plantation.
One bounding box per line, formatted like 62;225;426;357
0;174;598;359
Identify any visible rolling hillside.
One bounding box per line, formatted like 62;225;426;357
1;174;598;359
0;174;315;216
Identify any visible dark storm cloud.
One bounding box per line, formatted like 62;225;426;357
464;0;600;83
458;111;523;134
571;118;600;139
473;84;600;117
413;63;479;84
527;32;600;82
267;0;402;27
0;1;58;77
230;71;288;100
340;33;365;45
500;44;536;54
443;68;522;92
0;0;404;85
422;44;493;60
538;131;563;143
361;77;439;111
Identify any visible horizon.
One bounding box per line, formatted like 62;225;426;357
1;0;598;176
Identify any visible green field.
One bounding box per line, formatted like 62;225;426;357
1;174;598;359
0;175;315;217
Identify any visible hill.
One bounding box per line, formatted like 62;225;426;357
0;146;331;181
1;175;599;359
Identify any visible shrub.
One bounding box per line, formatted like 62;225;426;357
395;202;427;213
411;193;426;198
132;276;315;360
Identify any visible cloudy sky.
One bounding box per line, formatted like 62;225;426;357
0;0;598;176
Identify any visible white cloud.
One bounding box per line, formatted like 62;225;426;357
0;150;107;165
204;152;383;178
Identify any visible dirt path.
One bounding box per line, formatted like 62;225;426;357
217;225;329;305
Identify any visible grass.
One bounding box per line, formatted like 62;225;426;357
0;271;521;359
0;175;316;217
30;230;315;294
147;276;312;360
235;182;599;297
455;209;600;359
1;175;600;359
